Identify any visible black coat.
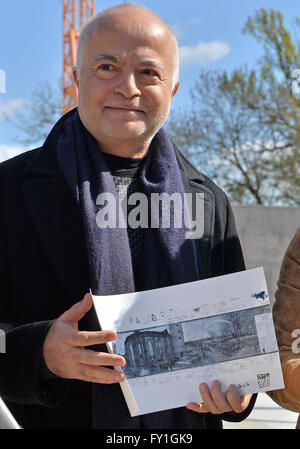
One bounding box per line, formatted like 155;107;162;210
0;110;256;429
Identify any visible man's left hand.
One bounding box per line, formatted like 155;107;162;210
186;380;252;414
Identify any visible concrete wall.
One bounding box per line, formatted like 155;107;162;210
232;205;300;306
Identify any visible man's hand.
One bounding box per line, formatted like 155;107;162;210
43;293;126;384
186;380;252;414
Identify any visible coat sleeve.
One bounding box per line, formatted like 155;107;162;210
0;180;69;407
210;191;246;277
267;227;300;412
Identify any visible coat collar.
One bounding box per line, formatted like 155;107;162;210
21;109;89;302
173;142;206;185
23;108;76;179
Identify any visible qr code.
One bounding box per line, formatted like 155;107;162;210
257;373;270;389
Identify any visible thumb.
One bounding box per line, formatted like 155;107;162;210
59;293;93;324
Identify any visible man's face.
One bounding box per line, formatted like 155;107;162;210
74;17;179;151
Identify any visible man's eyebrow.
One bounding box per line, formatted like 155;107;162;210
92;55;165;72
139;60;165;73
92;54;121;64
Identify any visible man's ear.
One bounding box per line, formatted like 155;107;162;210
172;80;180;97
73;67;79;87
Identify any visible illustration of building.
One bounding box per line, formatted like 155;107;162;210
118;305;271;379
124;329;175;375
168;323;185;358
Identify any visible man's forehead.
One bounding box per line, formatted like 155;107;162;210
77;7;179;75
89;23;169;47
85;27;172;66
84;11;174;54
88;6;171;37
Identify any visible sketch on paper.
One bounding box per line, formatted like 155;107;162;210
112;305;276;379
93;267;285;416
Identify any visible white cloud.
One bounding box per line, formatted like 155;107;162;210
189;17;202;25
0;145;28;163
0;98;27;120
179;40;230;67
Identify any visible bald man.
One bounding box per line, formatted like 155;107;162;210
0;4;255;429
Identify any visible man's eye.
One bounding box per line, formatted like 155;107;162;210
142;69;157;76
99;64;114;71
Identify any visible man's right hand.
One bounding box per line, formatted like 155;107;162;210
43;293;126;384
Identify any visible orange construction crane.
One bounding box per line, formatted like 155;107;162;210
63;0;95;114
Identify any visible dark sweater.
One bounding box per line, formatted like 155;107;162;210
102;152;146;290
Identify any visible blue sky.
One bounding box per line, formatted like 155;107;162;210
0;0;299;161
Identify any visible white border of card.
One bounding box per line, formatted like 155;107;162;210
92;267;284;416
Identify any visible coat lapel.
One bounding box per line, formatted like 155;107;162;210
21;111;89;303
174;143;215;279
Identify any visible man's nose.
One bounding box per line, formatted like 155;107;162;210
114;71;141;98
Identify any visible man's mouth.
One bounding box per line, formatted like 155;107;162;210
105;106;144;113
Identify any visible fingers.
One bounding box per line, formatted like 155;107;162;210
70;350;126;384
70;329;118;347
187;380;231;414
59;293;93;324
42;292;126;384
76;364;125;384
202;381;232;413
226;386;252;413
43;329;127;383
186;402;210;413
186;381;252;415
58;293;118;347
74;347;126;367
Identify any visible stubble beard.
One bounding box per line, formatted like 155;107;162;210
99;107;169;147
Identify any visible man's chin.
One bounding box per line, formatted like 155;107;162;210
102;125;149;140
